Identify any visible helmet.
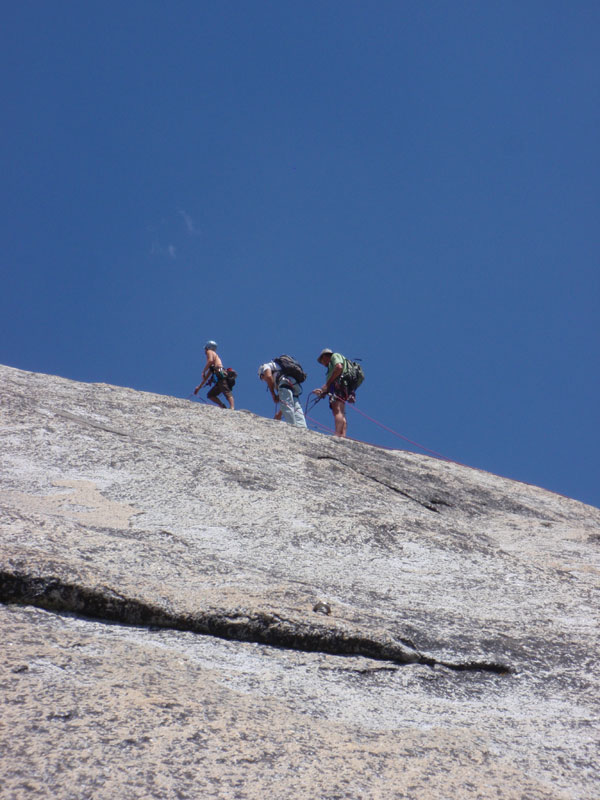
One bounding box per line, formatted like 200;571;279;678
258;363;270;378
317;348;333;364
204;340;218;351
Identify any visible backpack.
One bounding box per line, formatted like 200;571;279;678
342;359;365;393
225;367;237;389
273;355;307;384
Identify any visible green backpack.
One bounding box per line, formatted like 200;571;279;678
343;359;365;392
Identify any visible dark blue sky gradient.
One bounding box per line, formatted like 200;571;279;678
2;1;598;507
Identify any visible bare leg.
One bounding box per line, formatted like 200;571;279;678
207;382;230;409
331;398;347;437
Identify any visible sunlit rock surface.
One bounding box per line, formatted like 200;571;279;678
1;363;598;800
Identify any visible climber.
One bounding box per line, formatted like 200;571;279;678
313;349;363;438
258;359;307;428
194;340;235;410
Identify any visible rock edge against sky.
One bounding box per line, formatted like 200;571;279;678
1;364;599;800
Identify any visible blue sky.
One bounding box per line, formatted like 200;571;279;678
2;1;598;508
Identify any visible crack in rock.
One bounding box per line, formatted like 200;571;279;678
313;455;441;513
52;410;131;438
0;570;511;675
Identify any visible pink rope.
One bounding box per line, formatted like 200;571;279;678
305;413;335;433
310;390;460;463
274;388;460;466
348;403;460;463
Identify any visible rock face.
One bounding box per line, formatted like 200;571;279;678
1;363;599;800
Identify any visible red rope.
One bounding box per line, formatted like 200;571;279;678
309;390;460;464
305;413;335;433
348;403;460;463
268;388;459;466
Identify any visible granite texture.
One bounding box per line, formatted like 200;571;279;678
1;364;599;799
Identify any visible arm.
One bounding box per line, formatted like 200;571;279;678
194;375;209;393
314;362;343;397
263;369;279;404
194;353;215;394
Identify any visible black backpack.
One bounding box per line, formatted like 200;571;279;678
342;359;365;393
225;367;237;389
273;355;307;384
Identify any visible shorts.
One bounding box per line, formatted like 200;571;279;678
328;380;355;407
207;378;233;401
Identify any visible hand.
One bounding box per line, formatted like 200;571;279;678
194;385;200;395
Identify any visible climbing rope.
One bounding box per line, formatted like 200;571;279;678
193;382;457;465
305;413;334;434
347;403;455;463
188;392;209;405
307;389;459;463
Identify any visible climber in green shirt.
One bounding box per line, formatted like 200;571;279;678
313;349;350;438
